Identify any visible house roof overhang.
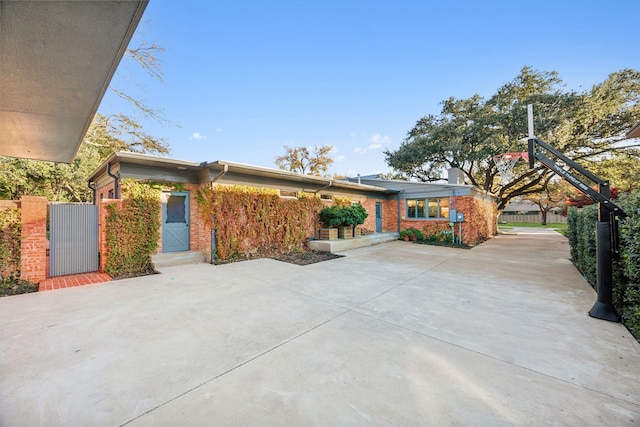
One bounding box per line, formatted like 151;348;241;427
88;152;395;194
0;0;148;163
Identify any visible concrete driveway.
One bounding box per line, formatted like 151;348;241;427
1;228;639;426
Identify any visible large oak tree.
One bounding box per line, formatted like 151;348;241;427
384;66;640;210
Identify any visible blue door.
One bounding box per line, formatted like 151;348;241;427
162;191;190;252
376;202;382;232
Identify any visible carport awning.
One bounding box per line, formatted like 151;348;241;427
0;0;148;163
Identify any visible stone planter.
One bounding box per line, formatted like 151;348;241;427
319;228;338;240
338;226;353;239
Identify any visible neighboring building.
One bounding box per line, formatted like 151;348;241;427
627;122;640;139
88;152;498;263
500;198;566;224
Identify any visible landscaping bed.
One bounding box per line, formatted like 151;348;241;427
0;276;39;297
272;250;343;265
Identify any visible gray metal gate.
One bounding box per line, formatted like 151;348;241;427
49;203;99;277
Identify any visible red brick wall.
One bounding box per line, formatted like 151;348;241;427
98;199;123;272
19;196;48;283
359;198;398;232
185;183;210;255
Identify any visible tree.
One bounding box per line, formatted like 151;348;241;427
521;180;566;225
384;66;640;211
582;151;640;192
275;145;334;176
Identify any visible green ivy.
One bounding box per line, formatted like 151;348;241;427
0;208;21;278
198;185;323;262
105;180;161;278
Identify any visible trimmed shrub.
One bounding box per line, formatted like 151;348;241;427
567;190;640;341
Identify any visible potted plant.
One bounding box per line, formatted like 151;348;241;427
339;204;368;239
318;205;342;240
349;204;368;238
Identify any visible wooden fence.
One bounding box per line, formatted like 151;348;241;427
498;213;567;224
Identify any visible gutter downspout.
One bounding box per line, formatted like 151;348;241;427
87;180;96;205
210;164;228;264
211;164;229;186
305;180;333;239
106;162;120;199
396;190;402;233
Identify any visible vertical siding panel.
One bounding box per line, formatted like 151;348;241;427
50;204;99;276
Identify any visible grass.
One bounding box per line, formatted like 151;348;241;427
499;222;568;233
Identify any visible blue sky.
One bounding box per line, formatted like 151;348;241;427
99;0;640;177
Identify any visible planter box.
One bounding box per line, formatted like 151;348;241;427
338;226;353;239
319;228;338;240
354;226;362;238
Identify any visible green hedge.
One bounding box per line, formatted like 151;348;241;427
566;190;640;341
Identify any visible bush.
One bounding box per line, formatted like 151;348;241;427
319;204;368;228
319;205;344;228
0;274;38;297
567;190;640;342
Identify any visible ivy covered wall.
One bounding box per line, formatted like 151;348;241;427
0;207;21;278
198;185;324;262
104;180;161;278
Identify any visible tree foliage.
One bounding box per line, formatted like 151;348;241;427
385;66;640;210
275;145;334;176
521;180;567;225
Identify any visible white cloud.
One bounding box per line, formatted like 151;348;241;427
189;132;207;140
353;147;366;154
215;128;223;132
350;132;357;138
368;133;390;144
367;143;382;150
335;154;346;162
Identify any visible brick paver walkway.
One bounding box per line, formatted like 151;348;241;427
39;272;111;292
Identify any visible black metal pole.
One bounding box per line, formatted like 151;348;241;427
588;182;619;322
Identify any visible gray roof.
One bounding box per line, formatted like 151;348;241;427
89;152;395;194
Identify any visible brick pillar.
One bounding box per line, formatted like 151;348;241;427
19;196;48;283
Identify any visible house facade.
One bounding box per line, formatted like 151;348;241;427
88;152;497;264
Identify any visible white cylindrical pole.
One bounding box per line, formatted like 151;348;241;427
527;104;535;139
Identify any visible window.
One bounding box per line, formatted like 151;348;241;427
406;197;449;219
279;190;297;198
320;194;333;201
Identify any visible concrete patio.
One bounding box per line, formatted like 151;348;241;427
1;228;639;426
